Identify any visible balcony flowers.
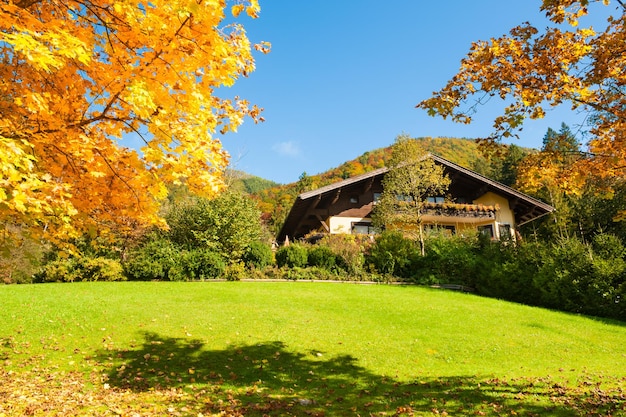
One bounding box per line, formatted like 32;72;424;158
422;201;499;218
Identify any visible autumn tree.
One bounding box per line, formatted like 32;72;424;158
418;0;626;204
516;124;585;238
0;0;269;248
373;135;450;256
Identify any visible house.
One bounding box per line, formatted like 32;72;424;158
276;153;554;243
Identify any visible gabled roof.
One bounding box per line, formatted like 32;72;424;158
277;153;554;242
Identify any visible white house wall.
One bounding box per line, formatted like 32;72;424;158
329;216;370;234
474;192;516;239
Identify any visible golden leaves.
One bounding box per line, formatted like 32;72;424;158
231;4;245;17
417;1;615;147
1;0;267;244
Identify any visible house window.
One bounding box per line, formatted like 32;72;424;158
427;196;445;204
499;224;512;240
478;224;494;238
352;222;375;235
373;192;382;204
350;195;359;204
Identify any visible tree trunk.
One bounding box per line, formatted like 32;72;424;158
418;221;425;256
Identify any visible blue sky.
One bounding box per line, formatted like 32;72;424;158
220;1;611;184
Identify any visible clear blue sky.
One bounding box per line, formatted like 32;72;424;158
220;1;611;184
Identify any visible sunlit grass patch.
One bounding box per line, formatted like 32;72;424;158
1;282;625;416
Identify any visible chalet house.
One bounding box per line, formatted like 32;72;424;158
277;154;554;243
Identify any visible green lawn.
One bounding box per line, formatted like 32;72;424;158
1;281;625;416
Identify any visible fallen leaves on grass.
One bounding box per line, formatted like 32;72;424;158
1;366;625;416
2;333;625;416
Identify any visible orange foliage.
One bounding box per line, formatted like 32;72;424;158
0;0;268;246
418;1;626;186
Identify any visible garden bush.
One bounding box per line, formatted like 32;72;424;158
224;261;247;281
473;239;543;305
366;230;417;277
318;234;369;275
36;256;124;282
171;249;226;281
307;245;337;271
123;237;179;281
78;257;125;281
414;234;478;286
35;257;78;282
275;243;308;268
535;237;594;313
242;241;274;269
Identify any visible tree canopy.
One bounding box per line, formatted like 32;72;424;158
418;0;626;190
0;0;268;246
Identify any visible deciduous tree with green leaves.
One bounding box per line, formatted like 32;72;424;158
373;135;450;256
165;190;263;262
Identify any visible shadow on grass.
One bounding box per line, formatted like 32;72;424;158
93;332;624;416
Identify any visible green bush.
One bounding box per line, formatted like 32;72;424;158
535;237;594;313
473;239;543;306
532;235;626;318
79;257;125;281
224;261;247;281
366;231;417;277
413;235;478;286
35;257;78;282
242;241;274;269
588;234;625;318
307;245;337;271
283;266;336;281
36;256;124;282
318;234;368;275
275;243;308;268
166;191;263;261
124;237;179;281
173;249;226;281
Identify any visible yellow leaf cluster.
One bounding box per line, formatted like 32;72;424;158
1;0;268;245
417;0;626;185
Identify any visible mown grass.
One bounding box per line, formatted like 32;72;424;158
1;281;625;416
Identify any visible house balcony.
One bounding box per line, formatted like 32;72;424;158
421;202;498;223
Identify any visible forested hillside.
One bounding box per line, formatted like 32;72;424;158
252;137;530;235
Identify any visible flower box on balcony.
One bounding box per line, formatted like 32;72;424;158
422;202;499;218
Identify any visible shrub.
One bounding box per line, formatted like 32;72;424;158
36;256;124;282
592;233;626;260
35;257;79;282
307;245;337;271
414;234;478;286
275;243;308;268
366;231;417;277
473;239;543;305
535;237;594;313
78;257;125;281
318;234;369;275
172;249;226;281
242;241;274;269
166;191;263;261
124;237;179;281
224;261;247;281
